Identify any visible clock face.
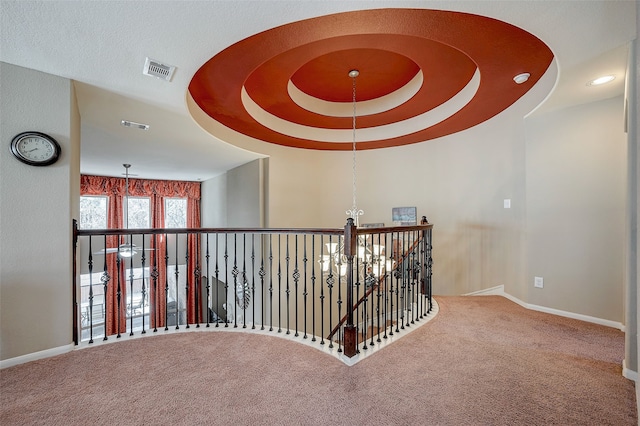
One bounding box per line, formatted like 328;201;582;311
10;132;61;166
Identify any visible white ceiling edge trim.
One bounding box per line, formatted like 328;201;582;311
240;68;480;143
287;71;423;117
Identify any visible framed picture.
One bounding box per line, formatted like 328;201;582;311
361;223;384;228
392;207;417;226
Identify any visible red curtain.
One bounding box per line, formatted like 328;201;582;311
80;175;201;334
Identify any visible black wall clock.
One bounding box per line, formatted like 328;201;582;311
10;131;61;166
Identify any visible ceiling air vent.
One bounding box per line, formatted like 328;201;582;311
143;57;176;82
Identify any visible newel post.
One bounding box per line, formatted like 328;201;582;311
343;218;358;357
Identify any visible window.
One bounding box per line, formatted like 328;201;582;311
165;198;187;228
79;196;107;229
126;197;150;229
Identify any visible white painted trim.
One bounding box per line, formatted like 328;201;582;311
0;343;74;369
465;286;625;331
463;285;505;296
623;359;639;382
500;292;625;330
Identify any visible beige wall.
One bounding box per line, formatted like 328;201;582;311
0;62;80;361
191;82;627;327
525;96;627;322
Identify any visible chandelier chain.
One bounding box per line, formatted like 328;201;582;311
351;74;357;214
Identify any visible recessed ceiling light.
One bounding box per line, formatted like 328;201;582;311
587;75;615;86
513;73;530;84
121;120;149;130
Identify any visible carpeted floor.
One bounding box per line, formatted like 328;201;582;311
1;296;637;425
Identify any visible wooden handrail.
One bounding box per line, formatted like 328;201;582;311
326;232;424;341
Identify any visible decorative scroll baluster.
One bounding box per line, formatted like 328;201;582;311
293;235;299;337
269;234;273;332
232;234;239;329
302;234;308;339
260;236;266;331
426;228;433;313
224;234;229;328
164;233;169;331
277;235;282;333
116;252;122;338
214;233;220;327
88;237;94;343
336;237;343;353
151;234;158;332
383;232;390;340
140;234;147;334
101;234;110;341
326;235;334;348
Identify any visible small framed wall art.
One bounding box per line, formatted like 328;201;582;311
392;207;417;226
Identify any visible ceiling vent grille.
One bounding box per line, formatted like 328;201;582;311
143;57;176;82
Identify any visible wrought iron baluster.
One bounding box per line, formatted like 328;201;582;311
174;233;180;330
383;231;390;339
269;234;273;332
303;234;308;339
240;234;247;328
336;238;342;353
286;235;291;335
116;251;122;338
164;233;169;331
293;235;299;337
101;234;110;341
277;234;282;333
376;232;382;343
129;240;135;336
151;234;158;332
251;233;256;330
205;233;211;327
88;237;94;343
311;234;316;342
215;233;220;327
194;233;201;328
232;234;239;328
242;233;247;328
319;235;325;345
327;235;334;349
260;235;266;331
224;234;229;328
140;234;147;334
185;233;190;329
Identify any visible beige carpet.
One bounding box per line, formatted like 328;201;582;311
1;296;636;425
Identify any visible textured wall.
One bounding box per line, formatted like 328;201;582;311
0;62;79;361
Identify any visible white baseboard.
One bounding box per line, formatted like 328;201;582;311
623;359;639;382
464;285;505;296
465;286;625;331
0;343;74;369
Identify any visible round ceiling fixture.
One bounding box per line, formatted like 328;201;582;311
587;75;615;86
189;9;554;150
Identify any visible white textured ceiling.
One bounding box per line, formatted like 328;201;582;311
0;1;636;181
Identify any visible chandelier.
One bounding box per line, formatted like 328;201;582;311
320;70;395;281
